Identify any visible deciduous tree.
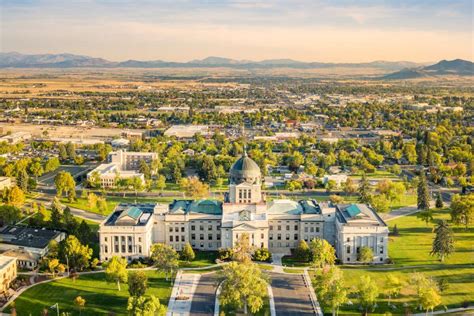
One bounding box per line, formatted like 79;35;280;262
105;256;128;291
150;243;179;281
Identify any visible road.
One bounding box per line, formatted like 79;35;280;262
268;272;315;316
189;272;220;316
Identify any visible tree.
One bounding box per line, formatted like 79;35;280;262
450;194;473;228
431;220;455;262
391;224;399;236
357;246;374;264
356;275;379;316
253;248;271;262
87;192;98;209
435;193;444;208
155;175;166;191
44;157;60;173
181;242;195;262
54;171;76;202
16;169;29;192
232;233;253;263
50;197;63;228
179;177;209;198
309;238;336;269
150;243;179;281
219;262;268;314
412;273;442;316
358;173;371;203
127;295;165;316
128;271;148;297
0;205;21;226
73;296;86;316
417;209;434;225
294;240;311;262
97;197;108;215
105;256;128;291
329;194;344;204
417;174;430;210
385;274;403;304
61;235;92;271
342;178;357;195
314;266;347;316
3;186;25;208
48;258;59;277
369;194;390;213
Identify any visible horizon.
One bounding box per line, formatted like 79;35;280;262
1;0;473;63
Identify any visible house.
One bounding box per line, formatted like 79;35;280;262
0;177;12;191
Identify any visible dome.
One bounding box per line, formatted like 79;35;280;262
229;153;261;184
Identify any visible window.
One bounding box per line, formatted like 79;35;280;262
277;234;281;240
380;246;384;254
175;227;179;232
269;234;273;240
346;246;351;254
169;227;173;232
380;237;384;243
208;234;213;240
191;225;196;231
105;237;108;242
191;234;196;240
170;236;173;242
278;225;281;230
181;236;185;242
304;227;308;233
208;225;212;231
269;225;273;230
286;225;290;230
261;233;264;239
316;227;320;233
347;258;350;262
200;234;204;240
217;234;221;240
181;227;185;232
121;236;125;242
138;237;141;242
121;245;126;253
199;225;204;231
294;234;298;240
356;247;360;254
294;225;298;230
128;245;132;252
138;245;142;253
346;237;350;242
115;245;119;252
104;245;108;253
286;233;290;240
310;227;314;233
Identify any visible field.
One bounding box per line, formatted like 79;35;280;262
179;251;218;268
9;271;172;316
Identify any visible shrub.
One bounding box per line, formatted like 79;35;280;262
218;248;234;261
253;248;272;262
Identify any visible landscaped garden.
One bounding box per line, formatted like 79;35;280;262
9;271;172;316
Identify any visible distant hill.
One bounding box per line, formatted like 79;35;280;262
0;52;426;71
382;59;474;79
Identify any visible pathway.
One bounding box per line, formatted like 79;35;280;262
167;271;201;316
268;272;316;315
189;272;220;315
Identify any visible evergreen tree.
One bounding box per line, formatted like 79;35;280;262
417;173;430;210
16;169;29;192
294;240;311;262
128;271;148;297
358;173;371;203
435;193;444;208
431;220;455;262
50;197;63;229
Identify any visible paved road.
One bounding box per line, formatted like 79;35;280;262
269;272;315;316
189;272;220;316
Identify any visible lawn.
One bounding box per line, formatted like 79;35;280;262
9;271;173;316
63;195;180;215
388;208;473;266
179;251;218;268
281;256;311;267
350;170;399;179
313;207;474;315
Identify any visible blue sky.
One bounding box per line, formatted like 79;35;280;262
1;0;472;62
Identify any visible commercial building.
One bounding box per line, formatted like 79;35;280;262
99;153;389;264
0;226;66;270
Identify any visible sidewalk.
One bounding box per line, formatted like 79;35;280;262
167;271;200;316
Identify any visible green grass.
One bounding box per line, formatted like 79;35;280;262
179;251;218;268
329;266;474;315
182;266;223;274
313;207;474;315
283;268;305;274
351;170;399;179
221;297;270;316
258;264;274;271
9;271;173;316
281;256;311;267
388;194;417;210
388;208;473;266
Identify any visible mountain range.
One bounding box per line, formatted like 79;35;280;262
0;53;472;78
0;52;424;71
382;59;474;79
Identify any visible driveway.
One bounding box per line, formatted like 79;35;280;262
269;272;315;316
189;272;220;316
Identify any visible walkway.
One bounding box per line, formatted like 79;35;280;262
189;272;220;315
269;272;316;315
167;271;201;316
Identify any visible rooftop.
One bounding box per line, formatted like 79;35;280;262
266;199;321;215
169;199;223;215
0;226;63;249
105;203;156;226
0;254;16;270
335;204;387;227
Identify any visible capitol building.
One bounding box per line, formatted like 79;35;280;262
99;153;389;264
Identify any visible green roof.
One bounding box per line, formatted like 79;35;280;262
188;200;222;215
125;207;143;219
346;204;361;217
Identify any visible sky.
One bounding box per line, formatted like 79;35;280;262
1;0;473;62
